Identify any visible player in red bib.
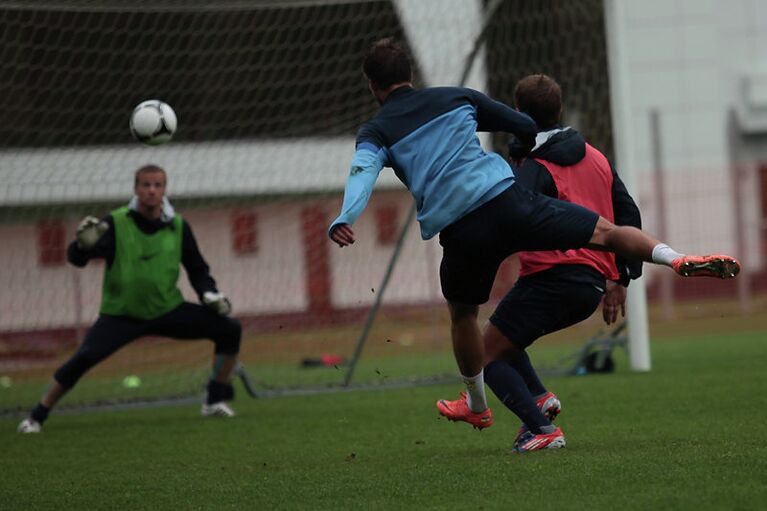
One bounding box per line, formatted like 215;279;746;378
490;74;640;452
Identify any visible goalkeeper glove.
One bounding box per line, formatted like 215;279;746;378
203;291;232;316
76;216;109;250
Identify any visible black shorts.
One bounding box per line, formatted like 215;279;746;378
489;266;605;349
79;302;241;361
53;302;242;389
439;183;599;304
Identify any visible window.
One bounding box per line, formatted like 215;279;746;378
231;211;258;255
375;206;399;245
760;164;767;258
37;220;66;267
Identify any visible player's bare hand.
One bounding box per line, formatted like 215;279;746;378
330;224;355;247
602;280;626;325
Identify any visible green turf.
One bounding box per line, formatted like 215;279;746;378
2;331;766;510
0;351;461;412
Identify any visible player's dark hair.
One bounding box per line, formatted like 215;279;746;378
514;74;562;129
362;38;412;90
134;164;166;185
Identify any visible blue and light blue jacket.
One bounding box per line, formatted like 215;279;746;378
329;86;537;240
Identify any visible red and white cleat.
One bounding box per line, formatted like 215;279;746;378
513;427;566;453
514;391;561;445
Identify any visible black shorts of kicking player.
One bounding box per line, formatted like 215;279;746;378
439;182;599;305
489;265;606;349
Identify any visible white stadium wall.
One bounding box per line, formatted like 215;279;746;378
613;0;767;272
2;0;766;339
0;190;443;333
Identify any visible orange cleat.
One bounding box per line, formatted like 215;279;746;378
437;392;493;430
672;255;740;279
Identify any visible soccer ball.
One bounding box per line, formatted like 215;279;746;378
129;99;177;145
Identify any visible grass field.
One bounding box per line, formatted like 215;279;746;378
2;327;766;510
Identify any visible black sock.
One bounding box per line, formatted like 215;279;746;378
206;380;234;404
30;403;50;424
506;349;547;397
484;361;551;434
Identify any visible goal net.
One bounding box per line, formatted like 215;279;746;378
0;0;613;413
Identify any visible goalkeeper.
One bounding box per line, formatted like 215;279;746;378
18;164;241;433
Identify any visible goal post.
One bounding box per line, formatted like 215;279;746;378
603;0;651;371
0;0;643;415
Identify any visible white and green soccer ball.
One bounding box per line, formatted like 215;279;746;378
129;99;177;145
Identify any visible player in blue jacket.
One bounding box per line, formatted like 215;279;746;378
329;38;740;433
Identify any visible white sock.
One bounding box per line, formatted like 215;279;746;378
651;243;684;266
462;370;488;413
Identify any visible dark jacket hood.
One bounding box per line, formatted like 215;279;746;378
511;126;586;167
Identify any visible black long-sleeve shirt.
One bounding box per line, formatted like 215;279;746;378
68;210;218;300
511;127;643;287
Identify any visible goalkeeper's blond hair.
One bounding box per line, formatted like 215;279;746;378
134;164;166;185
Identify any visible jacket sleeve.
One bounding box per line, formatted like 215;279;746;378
181;220;218;300
328;125;386;235
611;165;643;286
67;215;116;268
514;158;558;198
465;89;537;150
